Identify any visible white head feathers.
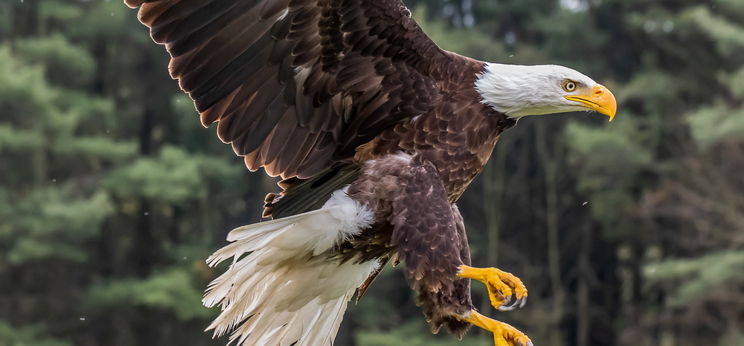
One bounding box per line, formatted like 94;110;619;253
475;63;598;118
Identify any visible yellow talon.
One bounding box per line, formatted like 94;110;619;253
460;310;533;346
457;265;528;311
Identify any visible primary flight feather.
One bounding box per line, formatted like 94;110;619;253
124;1;617;345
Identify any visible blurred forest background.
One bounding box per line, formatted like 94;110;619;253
1;0;743;345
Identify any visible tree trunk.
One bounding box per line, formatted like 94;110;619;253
577;223;590;346
536;122;565;346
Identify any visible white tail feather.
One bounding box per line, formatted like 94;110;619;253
204;189;377;346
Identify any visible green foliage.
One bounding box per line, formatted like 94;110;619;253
55;91;118;134
0;322;70;346
0;47;58;125
15;35;96;87
564;119;651;236
0;125;44;151
687;62;744;148
566;119;652;181
414;6;506;61
688;102;744;148
534;9;607;67
719;333;744;346
53;136;137;161
88;268;214;321
682;5;744;56
58;0;144;43
38;0;84;25
0;188;114;264
645;250;744;306
0;3;238;343
105;146;241;205
357;320;490;346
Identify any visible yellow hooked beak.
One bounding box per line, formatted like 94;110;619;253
565;84;617;121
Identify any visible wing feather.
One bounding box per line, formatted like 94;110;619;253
127;0;454;179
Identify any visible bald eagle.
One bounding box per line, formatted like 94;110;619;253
125;1;616;345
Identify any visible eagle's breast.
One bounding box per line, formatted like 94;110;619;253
355;79;515;201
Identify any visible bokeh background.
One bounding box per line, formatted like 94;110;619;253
1;0;743;345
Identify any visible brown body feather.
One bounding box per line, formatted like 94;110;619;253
344;154;477;335
126;0;516;340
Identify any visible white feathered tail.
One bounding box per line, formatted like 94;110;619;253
203;189;377;346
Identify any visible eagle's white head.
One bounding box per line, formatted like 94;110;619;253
476;63;617;121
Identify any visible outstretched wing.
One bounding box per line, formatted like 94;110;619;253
125;0;454;179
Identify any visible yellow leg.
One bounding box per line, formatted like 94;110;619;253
457;265;528;311
461;310;533;346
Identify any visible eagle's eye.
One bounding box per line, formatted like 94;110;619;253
562;80;577;92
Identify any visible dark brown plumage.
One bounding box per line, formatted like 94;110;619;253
126;0;519;342
345;153;474;335
124;0;513;180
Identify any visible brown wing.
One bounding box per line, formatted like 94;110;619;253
125;0;454;179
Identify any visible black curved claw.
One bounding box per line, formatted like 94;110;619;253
498;305;515;311
498;296;527;311
502;294;515;307
498;296;518;311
